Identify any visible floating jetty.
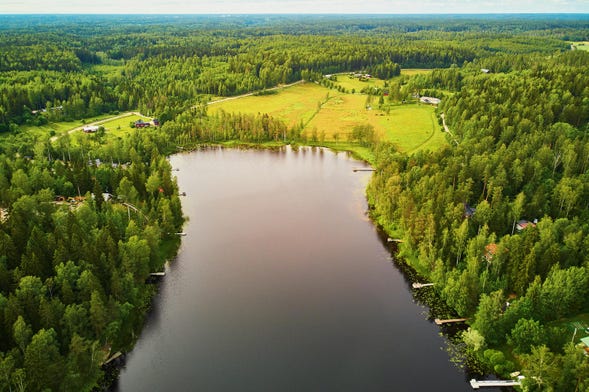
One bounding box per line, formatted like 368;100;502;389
412;282;434;289
470;378;522;389
352;168;375;172
146;271;166;284
387;238;404;243
435;318;468;325
103;351;123;366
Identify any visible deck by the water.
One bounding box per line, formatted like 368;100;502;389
103;351;123;366
434;318;468;325
412;282;434;289
470;378;522;389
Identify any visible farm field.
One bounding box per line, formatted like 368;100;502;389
378;105;444;153
98;114;152;136
330;74;386;93
572;41;589;51
209;83;334;128
210;81;446;153
400;68;433;76
16;112;155;144
16;114;114;139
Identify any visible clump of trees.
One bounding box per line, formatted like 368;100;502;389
0;13;588;390
0;128;184;390
367;50;589;388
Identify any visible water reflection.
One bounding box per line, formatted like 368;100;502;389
115;147;471;392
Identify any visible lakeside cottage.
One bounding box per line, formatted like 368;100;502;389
484;243;498;262
516;219;537;231
135;120;151;128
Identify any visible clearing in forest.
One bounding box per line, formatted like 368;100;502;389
208;83;331;128
571;42;589;51
210;81;446;153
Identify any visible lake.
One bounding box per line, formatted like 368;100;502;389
113;146;471;391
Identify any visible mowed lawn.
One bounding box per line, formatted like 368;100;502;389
211;81;446;153
99;114;150;136
378;105;445;153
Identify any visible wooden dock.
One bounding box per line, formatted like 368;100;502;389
412;282;434;289
103;351;123;366
352;168;375;172
146;271;166;284
387;238;404;243
435;318;468;325
470;378;522;389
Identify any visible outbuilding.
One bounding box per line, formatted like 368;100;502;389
83;125;99;133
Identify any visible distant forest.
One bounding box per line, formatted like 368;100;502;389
0;14;588;391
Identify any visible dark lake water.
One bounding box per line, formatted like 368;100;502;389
114;147;472;391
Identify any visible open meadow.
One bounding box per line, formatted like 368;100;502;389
210;81;446;153
209;83;335;128
572;42;589;51
330;74;386;93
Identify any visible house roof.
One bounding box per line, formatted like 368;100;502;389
484;243;497;261
485;243;497;255
464;203;476;218
420;96;441;104
581;336;589;346
516;220;537;231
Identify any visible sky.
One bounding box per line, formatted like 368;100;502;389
1;0;588;14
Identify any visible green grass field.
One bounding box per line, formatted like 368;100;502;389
19;76;446;157
400;68;433;76
330;74;385;93
15;112;153;145
572;42;589;51
18;114;115;139
211;81;446;154
98;114;150;136
209;83;334;128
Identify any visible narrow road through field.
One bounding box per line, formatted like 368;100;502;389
50;80;304;143
50;111;143;142
206;80;304;106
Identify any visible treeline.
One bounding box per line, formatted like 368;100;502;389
0;71;121;130
0;14;578;131
0;129;184;391
162;107;294;145
0;14;588;390
367;50;589;389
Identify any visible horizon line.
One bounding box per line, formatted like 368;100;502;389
1;12;589;15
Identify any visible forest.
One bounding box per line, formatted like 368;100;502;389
0;13;589;391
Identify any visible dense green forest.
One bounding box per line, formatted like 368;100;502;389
0;14;589;391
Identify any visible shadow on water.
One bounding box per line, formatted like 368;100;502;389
373;226;493;384
110;146;484;391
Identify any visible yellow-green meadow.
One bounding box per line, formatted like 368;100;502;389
210;80;446;153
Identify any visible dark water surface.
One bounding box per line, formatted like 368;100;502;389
114;147;471;391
